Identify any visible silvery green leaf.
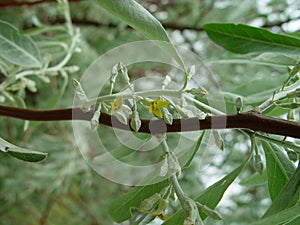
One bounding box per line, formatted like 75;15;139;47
38;75;50;83
236;97;243;113
277;102;300;109
185;105;206;119
101;103;110;113
130;110;141;132
22;77;37;92
0;140;9;152
162;107;173;125
183;198;199;225
0;20;41;68
122;104;132;115
114;111;128;125
285;149;298;162
167;152;181;175
135;96;143;101
159;157;168;177
81;104;91;113
110;63;118;83
295;88;300;97
72;78;91;111
187;65;196;79
289;61;300;76
72;78;88;101
90;105;101;131
204;23;300;55
139;193;161;212
156;199;168;213
162;75;172;89
140;97;153;107
94;0;186;72
186;87;208;98
197;112;206;120
175;105;194;118
9;82;24;91
2;90;14;102
0;137;47;162
254;154;264;175
197;203;222;220
65;65;80;73
118;62;130;83
213;130;225;151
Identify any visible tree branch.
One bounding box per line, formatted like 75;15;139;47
0;105;299;139
1;1;297;33
51;17;299;34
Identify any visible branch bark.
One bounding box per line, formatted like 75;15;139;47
0;105;299;139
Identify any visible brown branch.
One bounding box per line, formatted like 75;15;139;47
0;0;83;7
0;105;299;139
49;18;203;32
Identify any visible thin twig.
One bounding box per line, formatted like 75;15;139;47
51;18;299;33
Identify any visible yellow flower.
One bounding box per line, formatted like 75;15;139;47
109;96;123;112
149;98;170;118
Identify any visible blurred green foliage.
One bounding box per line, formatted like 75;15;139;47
0;0;299;224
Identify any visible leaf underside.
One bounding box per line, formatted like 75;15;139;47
0;20;41;68
0;137;47;162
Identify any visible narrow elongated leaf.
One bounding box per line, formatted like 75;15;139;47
94;0;185;70
263;162;300;217
204;23;300;54
239;171;267;187
250;204;300;225
182;131;206;169
262;142;296;201
196;150;253;219
108;180;169;223
0;137;47;162
0;20;41;68
163;150;253;224
269;144;296;177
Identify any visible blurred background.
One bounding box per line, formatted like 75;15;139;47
0;0;299;224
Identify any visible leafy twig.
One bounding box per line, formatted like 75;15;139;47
0;106;299;139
